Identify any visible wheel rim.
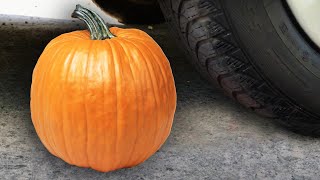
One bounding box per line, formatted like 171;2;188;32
286;0;320;49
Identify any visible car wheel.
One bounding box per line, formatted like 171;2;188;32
158;0;320;136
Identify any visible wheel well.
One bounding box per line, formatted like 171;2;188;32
93;0;164;24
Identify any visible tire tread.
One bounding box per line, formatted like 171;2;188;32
158;0;320;136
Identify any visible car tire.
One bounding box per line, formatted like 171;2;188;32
158;0;320;136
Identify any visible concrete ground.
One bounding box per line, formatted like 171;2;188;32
1;16;320;180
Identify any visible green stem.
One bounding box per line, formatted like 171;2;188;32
71;9;98;40
71;4;116;40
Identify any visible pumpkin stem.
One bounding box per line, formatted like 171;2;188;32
72;4;116;40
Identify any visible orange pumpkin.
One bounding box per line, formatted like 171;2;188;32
30;5;176;172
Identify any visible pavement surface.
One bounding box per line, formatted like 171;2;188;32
1;16;320;180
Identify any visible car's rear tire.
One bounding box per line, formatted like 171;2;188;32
158;0;320;136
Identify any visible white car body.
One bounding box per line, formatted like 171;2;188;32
287;0;320;48
0;0;121;25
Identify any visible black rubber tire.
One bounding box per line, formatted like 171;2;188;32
158;0;320;136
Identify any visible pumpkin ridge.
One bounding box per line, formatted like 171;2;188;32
137;41;172;162
107;39;120;170
99;42;106;169
118;38;149;166
141;38;177;146
113;39;141;166
84;41;94;168
109;39;138;167
114;40;144;166
41;43;72;160
99;40;112;170
98;40;117;170
60;44;84;165
121;38;160;165
138;45;163;162
137;40;172;150
139;39;166;165
46;44;80;161
36;43;68;158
